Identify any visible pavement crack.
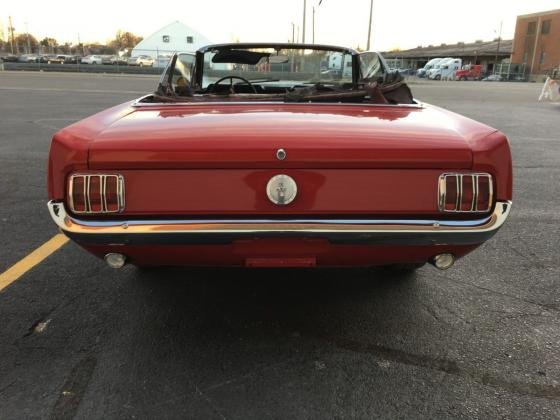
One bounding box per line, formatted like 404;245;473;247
319;334;560;400
420;302;441;323
507;244;547;269
444;276;560;313
49;355;97;420
194;384;227;420
480;373;560;400
325;335;462;375
202;356;304;393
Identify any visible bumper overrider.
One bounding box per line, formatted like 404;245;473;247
48;200;511;247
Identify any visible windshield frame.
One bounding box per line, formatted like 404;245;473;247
193;43;362;89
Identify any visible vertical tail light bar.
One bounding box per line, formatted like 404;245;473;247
68;174;125;214
438;173;493;213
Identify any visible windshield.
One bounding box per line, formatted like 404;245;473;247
201;48;354;88
152;44;415;105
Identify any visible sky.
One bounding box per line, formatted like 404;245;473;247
2;0;560;51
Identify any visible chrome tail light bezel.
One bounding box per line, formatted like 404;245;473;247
68;174;125;214
438;173;493;213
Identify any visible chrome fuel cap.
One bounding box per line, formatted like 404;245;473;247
266;174;297;206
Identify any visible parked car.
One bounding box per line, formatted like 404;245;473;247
113;56;128;65
64;55;82;64
127;55;155;67
155;55;173;68
17;54;39;63
482;74;503;82
45;55;68;64
0;55;19;62
397;68;415;76
47;43;512;270
102;55;127;65
101;55;115;65
81;55;103;65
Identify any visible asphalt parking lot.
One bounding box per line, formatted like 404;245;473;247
1;71;559;418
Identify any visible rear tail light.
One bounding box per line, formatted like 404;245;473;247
68;174;125;214
438;173;493;213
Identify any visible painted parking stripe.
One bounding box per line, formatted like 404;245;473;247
0;234;69;293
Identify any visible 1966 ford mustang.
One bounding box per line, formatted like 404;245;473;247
47;43;512;270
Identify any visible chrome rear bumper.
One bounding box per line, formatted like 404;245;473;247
47;200;511;246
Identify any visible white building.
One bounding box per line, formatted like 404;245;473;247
131;21;213;65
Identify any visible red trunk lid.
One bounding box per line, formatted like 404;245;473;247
87;103;488;169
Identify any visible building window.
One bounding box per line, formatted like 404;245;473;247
162;35;170;43
541;20;551;34
523;51;528;63
540;50;546;65
186;36;194;44
527;21;536;35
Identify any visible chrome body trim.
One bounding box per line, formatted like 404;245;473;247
471;175;477;212
130;95;424;109
48;200;511;247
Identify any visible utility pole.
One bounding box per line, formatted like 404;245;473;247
366;0;374;51
312;6;315;44
493;21;503;74
291;22;295;43
8;16;15;55
302;0;307;43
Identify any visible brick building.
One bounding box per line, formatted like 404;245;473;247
511;9;560;75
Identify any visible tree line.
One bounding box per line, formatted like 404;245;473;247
0;30;143;56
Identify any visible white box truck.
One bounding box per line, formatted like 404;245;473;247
417;58;443;78
429;58;462;80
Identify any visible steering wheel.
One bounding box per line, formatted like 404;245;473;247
210;76;257;94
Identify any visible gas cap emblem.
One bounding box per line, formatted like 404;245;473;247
266;174;297;206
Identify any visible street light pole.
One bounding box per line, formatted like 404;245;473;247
493;20;503;75
302;0;306;43
366;0;374;51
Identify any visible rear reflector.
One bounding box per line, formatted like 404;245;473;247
69;174;124;214
438;173;493;213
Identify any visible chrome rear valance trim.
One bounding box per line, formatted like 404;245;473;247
48;201;511;247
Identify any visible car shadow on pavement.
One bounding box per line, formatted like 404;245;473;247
130;266;421;336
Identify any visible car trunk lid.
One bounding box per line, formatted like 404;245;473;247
87;103;484;169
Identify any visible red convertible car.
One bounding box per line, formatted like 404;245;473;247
47;43;512;271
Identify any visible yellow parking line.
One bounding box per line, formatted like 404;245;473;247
0;234;69;293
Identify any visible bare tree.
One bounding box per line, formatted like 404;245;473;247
14;33;38;53
108;30;143;54
40;37;58;54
